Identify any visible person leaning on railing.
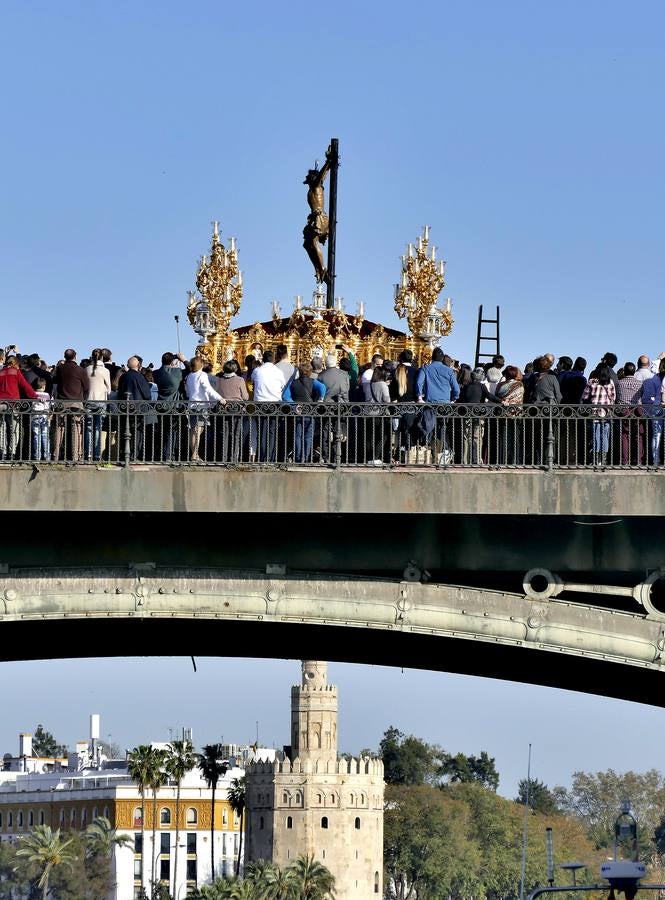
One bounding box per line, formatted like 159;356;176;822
216;360;249;463
458;367;501;465
580;364;616;466
53;349;90;463
415;348;460;464
185;357;225;463
0;354;38;461
84;349;111;462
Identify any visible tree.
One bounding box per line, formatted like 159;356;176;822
166;739;197;897
199;743;229;883
379;727;442;786
228;776;247;878
83;815;132;895
127;744;156;894
32;725;67;759
556;768;665;862
439;750;499;791
262;863;297;899
15;825;75;900
147;748;168;888
515;778;559;815
384;783;482;900
289;855;335;899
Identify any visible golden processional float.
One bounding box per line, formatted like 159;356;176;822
186;140;454;368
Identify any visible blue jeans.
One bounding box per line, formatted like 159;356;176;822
31;415;50;460
593;421;610;455
295;417;314;462
84;410;105;460
650;419;663;465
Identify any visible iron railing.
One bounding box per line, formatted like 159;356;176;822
0;399;661;469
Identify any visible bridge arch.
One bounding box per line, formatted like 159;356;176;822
1;566;664;707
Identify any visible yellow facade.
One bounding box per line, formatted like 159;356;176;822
0;796;238;835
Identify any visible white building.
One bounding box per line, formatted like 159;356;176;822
0;722;245;899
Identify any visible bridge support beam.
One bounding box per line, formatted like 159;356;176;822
1;567;664;706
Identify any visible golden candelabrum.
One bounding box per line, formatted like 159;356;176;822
394;225;453;361
186;221;243;367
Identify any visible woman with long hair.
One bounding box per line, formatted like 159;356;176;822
84;348;111;461
581;363;616;466
367;365;391;465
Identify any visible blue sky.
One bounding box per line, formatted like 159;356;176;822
2;0;665;794
5;657;665;799
1;0;664;369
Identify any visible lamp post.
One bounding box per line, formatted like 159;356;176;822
394;225;454;363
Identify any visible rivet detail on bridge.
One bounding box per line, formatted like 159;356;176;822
527;615;542;629
158;588;165;594
266;590;279;602
4;589;17;602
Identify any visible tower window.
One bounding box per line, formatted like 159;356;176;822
286;816;293;829
160;808;171;826
186;807;198;825
355;817;361;829
321;816;328;829
375;871;380;893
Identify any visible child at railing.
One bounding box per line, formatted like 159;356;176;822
31;377;51;461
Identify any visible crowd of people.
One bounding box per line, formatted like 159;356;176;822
0;342;663;466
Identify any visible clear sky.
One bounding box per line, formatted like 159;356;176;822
1;0;664;370
3;657;665;799
2;0;665;796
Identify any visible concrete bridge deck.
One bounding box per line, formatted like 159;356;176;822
1;465;663;516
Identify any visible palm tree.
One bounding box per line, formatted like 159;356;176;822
127;744;154;893
166;739;197;898
290;854;335;899
227;775;246;878
198;743;229;884
147;748;168;889
263;863;297;900
84;815;133;892
15;825;76;900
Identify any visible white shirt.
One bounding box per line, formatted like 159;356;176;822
186;370;223;403
251;362;286;401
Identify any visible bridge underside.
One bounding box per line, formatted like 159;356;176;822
1;568;664;707
3;467;665;704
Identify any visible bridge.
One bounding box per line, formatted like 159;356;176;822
2;463;665;706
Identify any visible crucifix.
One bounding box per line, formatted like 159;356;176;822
302;137;339;309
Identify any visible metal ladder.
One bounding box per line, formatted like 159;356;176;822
474;304;501;368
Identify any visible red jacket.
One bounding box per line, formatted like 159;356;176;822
0;366;39;400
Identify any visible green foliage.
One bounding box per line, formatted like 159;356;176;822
515;778;559;815
187;855;334;899
379;726;443;785
555;768;665;862
439;750;500;791
15;825;76;898
385;781;601;900
228;775;247;877
31;724;68;758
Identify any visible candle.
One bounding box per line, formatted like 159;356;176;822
423;225;430;242
418;236;423;251
358;300;365;317
230;236;236;253
295;294;302;309
431;245;436;262
237;270;243;286
401;271;407;288
446;297;452;313
408;243;413;258
394;283;399;299
439;260;445;276
212;220;219;238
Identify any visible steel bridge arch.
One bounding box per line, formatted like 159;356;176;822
2;567;665;706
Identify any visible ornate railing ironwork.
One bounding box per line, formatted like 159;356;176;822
0;399;660;469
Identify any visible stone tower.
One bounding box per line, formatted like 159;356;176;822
245;661;384;899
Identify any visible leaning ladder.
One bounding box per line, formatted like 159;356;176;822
474;304;501;368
